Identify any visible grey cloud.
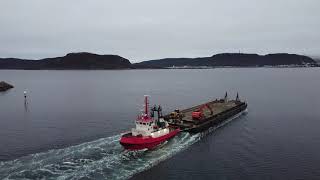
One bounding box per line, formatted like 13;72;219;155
0;0;319;62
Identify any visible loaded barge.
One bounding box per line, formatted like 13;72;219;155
164;92;247;133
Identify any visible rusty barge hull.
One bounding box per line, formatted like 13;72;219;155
164;99;247;134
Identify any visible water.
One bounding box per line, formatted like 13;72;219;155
0;68;320;179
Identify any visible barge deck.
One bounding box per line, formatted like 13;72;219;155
164;93;247;133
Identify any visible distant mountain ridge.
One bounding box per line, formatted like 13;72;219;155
0;52;318;70
135;53;317;68
0;52;132;69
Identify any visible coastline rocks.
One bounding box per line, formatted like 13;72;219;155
0;81;14;91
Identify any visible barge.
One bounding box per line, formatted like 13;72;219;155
164;92;247;133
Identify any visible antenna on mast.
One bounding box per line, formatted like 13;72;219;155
236;92;240;101
224;91;228;103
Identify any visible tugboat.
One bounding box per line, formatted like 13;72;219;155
120;96;180;150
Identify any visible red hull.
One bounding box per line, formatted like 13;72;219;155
120;129;180;150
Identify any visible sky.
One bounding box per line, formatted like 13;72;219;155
0;0;319;62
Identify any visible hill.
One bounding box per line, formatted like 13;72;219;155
0;52;132;70
1;52;318;70
135;53;318;68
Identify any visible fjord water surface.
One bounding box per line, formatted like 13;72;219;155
0;68;320;179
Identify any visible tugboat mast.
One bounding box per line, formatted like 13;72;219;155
144;95;149;115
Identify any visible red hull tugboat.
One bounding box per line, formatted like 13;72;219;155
120;96;180;150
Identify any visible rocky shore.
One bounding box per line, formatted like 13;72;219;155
0;81;14;91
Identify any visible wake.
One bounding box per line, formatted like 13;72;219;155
0;133;200;180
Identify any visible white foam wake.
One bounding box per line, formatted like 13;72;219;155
0;133;200;180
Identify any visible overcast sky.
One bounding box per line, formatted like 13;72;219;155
0;0;319;62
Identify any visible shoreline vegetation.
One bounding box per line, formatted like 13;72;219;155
0;52;318;70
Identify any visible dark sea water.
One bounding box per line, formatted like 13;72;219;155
0;68;320;180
